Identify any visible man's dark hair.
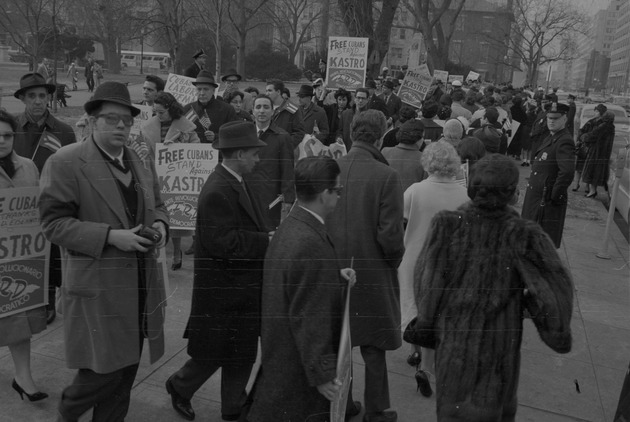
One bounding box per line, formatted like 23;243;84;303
354;88;370;98
451;89;465;102
468;154;519;210
0;109;18;132
484;107;499;124
281;87;291;98
350;109;386;144
145;74;165;92
254;94;273;107
398;106;417;123
396;119;424;145
421;101;439;118
267;79;284;92
244;86;259;96
295;156;340;202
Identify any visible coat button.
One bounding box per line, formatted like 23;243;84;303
534;172;537;175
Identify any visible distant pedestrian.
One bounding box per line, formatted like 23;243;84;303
84;58;95;92
93;62;103;88
67;61;78;91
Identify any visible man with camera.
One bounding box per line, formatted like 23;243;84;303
39;81;169;422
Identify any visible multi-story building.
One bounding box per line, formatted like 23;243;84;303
608;0;630;93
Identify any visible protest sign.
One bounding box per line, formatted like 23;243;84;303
433;69;449;84
165;73;197;107
397;66;434;108
0;187;49;319
155;143;218;230
330;283;352;422
326;37;369;90
296;135;347;161
507;120;520;147
448;74;464;83
466;71;480;81
129;104;153;142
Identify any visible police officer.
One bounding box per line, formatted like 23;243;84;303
521;102;575;248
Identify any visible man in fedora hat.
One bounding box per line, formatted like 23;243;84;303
184;70;237;144
296;84;329;143
39;81;169;422
521;102;575;248
221;68;253;113
14;72;76;324
378;79;402;123
166;121;272;422
184;49;208;78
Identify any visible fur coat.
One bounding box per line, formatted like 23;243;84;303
408;202;574;421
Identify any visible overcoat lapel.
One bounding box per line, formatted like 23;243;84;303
79;138;129;226
216;165;264;230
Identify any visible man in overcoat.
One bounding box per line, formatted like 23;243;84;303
39;81;169;422
265;79;306;148
378;80;402;123
166;121;271;422
326;109;405;422
296;84;330;143
184;70;237;144
248;156;356;422
247;94;295;227
522;102;575;248
13;72;76;323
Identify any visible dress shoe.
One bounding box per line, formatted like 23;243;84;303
571;185;580;192
172;251;183;271
166;377;195;421
406;351;421;367
415;369;433;397
363;410;397;422
345;401;362;421
12;379;48;402
46;308;56;324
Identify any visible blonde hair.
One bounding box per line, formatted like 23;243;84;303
420;140;461;178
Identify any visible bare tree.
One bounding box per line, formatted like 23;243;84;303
401;0;466;73
509;0;588;86
0;0;55;69
337;0;401;77
265;0;323;65
189;0;234;80
226;0;272;77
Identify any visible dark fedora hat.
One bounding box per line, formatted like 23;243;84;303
192;70;218;87
382;80;395;90
84;81;141;117
14;73;56;98
221;69;242;82
297;84;314;97
215;121;267;150
193;49;208;59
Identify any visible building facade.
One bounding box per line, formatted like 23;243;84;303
608;0;630;93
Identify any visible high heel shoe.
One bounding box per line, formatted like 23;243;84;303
585;192;597;198
571;185;580;192
171;251;182;271
12;379;48;402
406;351;421;367
415;370;433;397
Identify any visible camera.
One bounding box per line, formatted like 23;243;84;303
138;225;162;244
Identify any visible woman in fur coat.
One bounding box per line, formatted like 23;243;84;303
408;154;574;422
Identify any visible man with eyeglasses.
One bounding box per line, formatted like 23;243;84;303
39;81;169;422
336;87;371;151
13;72;77;324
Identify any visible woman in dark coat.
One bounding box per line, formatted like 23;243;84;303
582;110;615;198
572;103;606;192
407;154;574;422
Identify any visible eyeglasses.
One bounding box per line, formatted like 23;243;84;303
225;79;239;84
0;132;15;140
97;113;134;127
329;185;343;195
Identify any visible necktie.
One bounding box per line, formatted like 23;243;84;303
258;130;264;139
112;158;129;173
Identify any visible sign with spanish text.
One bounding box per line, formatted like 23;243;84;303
129;104;153;142
433;70;449;84
326;36;369;90
0;187;49;319
155;143;218;230
466;71;480;81
397;66;434;108
448;74;464;83
164;73;197;107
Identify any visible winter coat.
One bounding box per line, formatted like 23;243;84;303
184;164;269;364
410;202;573;422
521;128;575;248
249;206;345;422
326;141;405;350
582;120;615;187
39;138;169;373
300;102;329;143
184;99;237;143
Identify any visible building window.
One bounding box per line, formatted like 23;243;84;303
480;42;490;63
400;28;406;39
392;47;403;59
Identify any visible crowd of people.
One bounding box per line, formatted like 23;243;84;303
5;53;617;421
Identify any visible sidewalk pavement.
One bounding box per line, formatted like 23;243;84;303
0;131;628;420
